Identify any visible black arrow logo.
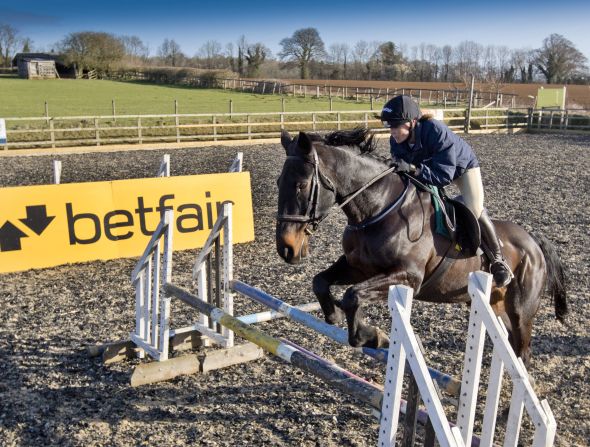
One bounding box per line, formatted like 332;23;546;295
19;205;55;235
0;221;28;251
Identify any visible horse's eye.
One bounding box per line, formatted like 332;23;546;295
298;182;308;190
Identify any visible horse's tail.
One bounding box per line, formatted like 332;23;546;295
531;233;568;323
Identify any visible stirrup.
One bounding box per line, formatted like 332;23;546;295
489;259;514;287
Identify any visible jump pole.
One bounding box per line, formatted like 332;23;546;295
165;282;478;445
230;279;461;397
164;282;384;411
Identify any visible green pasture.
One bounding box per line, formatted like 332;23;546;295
0;76;375;118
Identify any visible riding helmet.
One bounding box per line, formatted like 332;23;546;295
381;95;421;127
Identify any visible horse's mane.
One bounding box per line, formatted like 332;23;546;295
308;127;376;153
307;128;388;163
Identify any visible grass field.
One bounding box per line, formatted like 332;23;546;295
0;76;375;118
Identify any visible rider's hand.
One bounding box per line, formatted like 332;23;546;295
393;159;417;174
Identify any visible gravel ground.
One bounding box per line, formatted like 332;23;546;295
0;133;588;446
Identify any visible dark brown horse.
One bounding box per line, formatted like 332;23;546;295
276;128;567;366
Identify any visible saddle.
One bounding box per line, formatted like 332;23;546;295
408;177;481;257
440;194;481;257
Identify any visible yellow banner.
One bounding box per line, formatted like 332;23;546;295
0;173;254;273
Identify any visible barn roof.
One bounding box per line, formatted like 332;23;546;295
12;53;60;65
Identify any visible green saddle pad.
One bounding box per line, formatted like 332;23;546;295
426;186;451;239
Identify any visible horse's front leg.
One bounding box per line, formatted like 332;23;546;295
312;255;368;325
341;270;421;349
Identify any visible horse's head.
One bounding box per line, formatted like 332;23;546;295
276;130;336;264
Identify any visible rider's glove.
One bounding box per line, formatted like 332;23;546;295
393;159;417;174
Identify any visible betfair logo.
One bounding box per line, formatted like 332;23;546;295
0;173;254;273
65;192;226;245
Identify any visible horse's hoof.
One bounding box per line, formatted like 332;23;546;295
375;328;390;349
361;328;390;349
325;306;345;325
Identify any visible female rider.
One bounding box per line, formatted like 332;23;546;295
380;94;513;287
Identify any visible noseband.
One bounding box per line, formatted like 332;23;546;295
276;151;335;234
276;150;397;234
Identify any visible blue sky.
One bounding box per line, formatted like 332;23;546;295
2;0;589;59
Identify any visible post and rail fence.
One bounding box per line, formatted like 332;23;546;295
105;71;519;108
1;107;588;151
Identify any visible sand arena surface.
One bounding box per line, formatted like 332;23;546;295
0;133;588;446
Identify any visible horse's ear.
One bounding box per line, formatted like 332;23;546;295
280;130;292;154
297;131;313;157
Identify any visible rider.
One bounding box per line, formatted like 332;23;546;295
380;94;513;287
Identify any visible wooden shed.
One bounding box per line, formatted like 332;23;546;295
12;53;60;79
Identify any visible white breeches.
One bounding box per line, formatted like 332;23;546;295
453;167;484;218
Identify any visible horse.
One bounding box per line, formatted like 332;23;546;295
275;128;568;366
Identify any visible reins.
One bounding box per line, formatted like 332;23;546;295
276;149;399;234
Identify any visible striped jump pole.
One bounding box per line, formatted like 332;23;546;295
164;282;383;411
230;279;461;397
239;302;321;325
166;282;480;445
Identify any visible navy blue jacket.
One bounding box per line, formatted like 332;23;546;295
390;119;479;188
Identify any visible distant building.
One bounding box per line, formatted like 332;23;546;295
12;53;75;79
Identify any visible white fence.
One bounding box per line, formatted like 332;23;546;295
380;272;556;446
1;107;536;150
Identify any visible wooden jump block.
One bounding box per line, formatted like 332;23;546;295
200;342;264;373
131;354;200;387
130;342;265;387
87;329;208;365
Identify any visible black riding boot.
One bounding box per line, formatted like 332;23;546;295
478;210;513;287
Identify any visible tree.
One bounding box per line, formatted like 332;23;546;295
21;37;33;53
534;34;588;83
120;35;149;59
158;38;183;67
245;43;269;77
199;40;222;69
328;43;349;79
279;28;325;79
225;42;235;72
351;40;370;79
441;45;453;81
0;24;19;67
236;35;247;77
59;31;125;74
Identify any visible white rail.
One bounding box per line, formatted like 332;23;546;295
379;272;556;446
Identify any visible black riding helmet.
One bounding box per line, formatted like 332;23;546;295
381;95;421;128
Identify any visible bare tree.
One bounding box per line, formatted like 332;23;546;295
454;40;483;80
351;40;371;79
60;31;125;74
534;33;588;83
441;45;453;81
158;38;183;67
199;40;222;69
120;35;149;59
0;24;20;67
225;42;235;72
279;28;325;79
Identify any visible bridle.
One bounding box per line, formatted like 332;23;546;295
276;149;397;235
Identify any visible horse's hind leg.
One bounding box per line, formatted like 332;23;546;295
312;255;366;325
502;256;543;367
